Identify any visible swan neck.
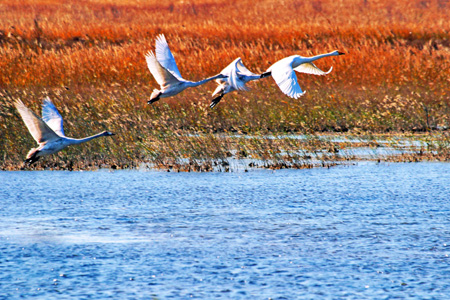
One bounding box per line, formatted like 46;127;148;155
301;52;336;64
65;132;106;145
190;74;222;87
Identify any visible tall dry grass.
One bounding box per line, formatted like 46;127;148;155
1;0;450;169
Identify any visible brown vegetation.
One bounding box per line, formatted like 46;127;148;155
1;0;449;170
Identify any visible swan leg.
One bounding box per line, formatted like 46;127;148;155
24;150;40;165
148;91;162;105
210;93;224;109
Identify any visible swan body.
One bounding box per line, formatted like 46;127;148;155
14;97;115;164
210;57;271;108
145;34;226;104
267;50;345;99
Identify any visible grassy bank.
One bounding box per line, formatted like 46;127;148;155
1;0;449;170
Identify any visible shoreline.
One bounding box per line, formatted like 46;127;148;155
3;131;449;171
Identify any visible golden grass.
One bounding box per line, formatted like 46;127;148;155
1;0;449;88
1;0;450;169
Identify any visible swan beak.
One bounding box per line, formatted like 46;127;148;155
338;51;346;55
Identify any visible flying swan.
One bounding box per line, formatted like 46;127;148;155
145;34;227;104
14;97;115;165
210;57;271;109
267;50;345;99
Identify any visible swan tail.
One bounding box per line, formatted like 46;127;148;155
212;82;226;97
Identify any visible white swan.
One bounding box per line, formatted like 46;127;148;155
210;57;271;108
145;34;226;104
267;50;345;99
14;97;115;165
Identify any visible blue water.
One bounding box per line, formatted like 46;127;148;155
1;162;450;299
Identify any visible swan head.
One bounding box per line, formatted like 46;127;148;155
332;50;345;56
103;131;115;136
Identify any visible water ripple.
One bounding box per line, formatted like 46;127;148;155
1;163;450;299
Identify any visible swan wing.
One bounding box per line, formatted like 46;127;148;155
294;63;332;76
235;58;261;91
229;58;249;91
236;59;258;77
42;97;65;137
219;58;248;92
155;34;183;79
14;100;60;144
145;51;180;87
219;57;240;76
270;62;305;99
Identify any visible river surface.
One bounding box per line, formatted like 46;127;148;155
1;162;449;299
